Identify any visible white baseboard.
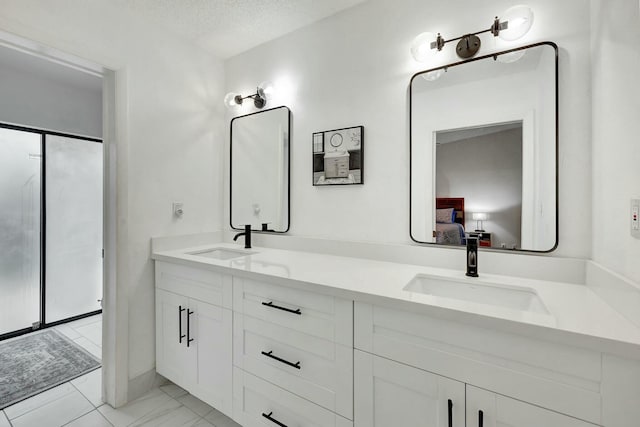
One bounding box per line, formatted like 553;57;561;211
126;369;168;405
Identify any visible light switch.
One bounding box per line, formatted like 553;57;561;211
173;202;184;218
632;198;640;238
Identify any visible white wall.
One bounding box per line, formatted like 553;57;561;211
224;0;592;259
0;0;226;399
0;45;102;137
591;0;640;283
436;128;523;249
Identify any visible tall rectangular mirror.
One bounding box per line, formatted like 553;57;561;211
231;106;290;232
410;42;557;252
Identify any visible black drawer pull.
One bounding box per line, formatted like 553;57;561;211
262;412;288;427
186;309;194;347
178;306;186;344
261;350;301;369
261;301;302;315
448;399;453;427
479;409;483;427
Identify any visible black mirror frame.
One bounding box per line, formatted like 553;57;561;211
408;41;559;253
230;105;291;234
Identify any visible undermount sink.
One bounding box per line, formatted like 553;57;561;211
186;247;256;261
403;274;550;315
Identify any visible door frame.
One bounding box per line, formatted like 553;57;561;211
0;34;128;408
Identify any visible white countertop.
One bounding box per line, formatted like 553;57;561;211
152;242;640;358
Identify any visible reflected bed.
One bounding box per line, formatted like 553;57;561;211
435;197;466;245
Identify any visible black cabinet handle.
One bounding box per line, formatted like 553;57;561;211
261;301;301;315
178;306;186;343
479;410;483;427
261;351;301;369
448;399;453;427
262;412;287;427
186;309;194;347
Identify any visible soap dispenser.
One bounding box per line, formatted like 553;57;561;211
466;237;479;277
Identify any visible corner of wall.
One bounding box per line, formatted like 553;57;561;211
126;369;168;405
586;261;640;330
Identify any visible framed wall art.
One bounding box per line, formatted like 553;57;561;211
312;125;363;186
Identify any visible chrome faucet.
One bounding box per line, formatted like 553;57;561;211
466;237;479;277
233;224;252;249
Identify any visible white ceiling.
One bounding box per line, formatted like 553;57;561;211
115;0;367;59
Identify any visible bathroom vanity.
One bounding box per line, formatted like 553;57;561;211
153;243;640;427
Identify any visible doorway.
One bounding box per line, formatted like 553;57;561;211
0;31;124;409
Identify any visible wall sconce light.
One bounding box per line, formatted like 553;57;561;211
411;5;534;62
472;212;488;232
224;81;275;110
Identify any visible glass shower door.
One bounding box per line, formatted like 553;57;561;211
0;128;42;336
45;135;103;323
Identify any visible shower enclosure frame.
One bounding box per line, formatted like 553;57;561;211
0;122;103;342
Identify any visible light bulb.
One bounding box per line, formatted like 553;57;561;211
224;92;241;109
258;81;275;100
497;50;526;63
498;5;534;41
411;32;438;63
422;69;445;81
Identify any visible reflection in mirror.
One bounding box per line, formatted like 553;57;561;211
231;106;290;232
435;122;523;249
410;43;557;252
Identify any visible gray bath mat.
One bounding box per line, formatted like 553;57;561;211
0;329;100;409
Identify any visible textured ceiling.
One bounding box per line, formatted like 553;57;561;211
116;0;367;58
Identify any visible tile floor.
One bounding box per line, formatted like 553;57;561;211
1;314;241;427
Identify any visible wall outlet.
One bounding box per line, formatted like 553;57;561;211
173;202;184;218
632;198;640;238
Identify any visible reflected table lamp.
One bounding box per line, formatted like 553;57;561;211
472;212;487;232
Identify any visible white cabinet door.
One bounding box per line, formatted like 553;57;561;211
156;289;194;389
466;386;598;427
188;298;233;418
156;289;233;417
354;302;601;424
354;350;465;427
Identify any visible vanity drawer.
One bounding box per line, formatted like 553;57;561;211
156;261;232;309
233;277;352;346
234;313;353;419
354;302;603;425
233;368;353;427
